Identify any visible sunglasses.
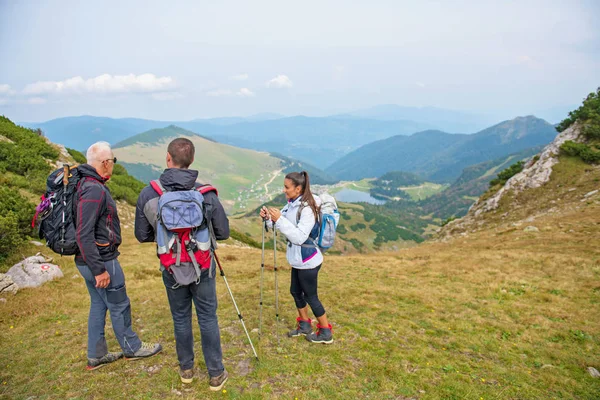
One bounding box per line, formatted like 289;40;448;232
103;157;117;164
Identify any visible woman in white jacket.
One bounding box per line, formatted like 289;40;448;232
260;171;333;344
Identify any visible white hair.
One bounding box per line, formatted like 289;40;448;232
86;141;113;163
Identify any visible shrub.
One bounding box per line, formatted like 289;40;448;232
67;147;87;164
556;88;600;137
350;223;366;231
560;140;600;164
489;161;524;187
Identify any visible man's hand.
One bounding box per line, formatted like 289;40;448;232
95;271;110;288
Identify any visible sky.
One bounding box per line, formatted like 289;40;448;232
0;0;598;123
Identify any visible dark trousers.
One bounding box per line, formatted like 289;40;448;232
162;268;224;377
76;259;142;358
290;264;326;318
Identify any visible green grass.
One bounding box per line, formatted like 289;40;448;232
400;182;448;201
2;211;600;398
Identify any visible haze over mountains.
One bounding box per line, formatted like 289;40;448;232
21;105;505;169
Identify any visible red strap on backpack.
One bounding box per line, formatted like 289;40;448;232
197;184;218;196
150;180;164;196
150;181;218;197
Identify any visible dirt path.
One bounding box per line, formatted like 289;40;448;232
264;168;284;197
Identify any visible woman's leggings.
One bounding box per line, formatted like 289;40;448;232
290;264;325;318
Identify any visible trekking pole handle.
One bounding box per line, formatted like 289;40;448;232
62;164;70;186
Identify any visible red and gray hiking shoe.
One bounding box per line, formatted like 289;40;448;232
305;323;333;344
288;317;313;337
125;342;162;360
86;351;123;370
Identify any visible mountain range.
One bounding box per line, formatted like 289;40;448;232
326;116;558;182
21;106;506;169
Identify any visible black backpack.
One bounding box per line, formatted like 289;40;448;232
33;165;82;255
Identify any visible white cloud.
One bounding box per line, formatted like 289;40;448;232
230;73;249;81
206;89;233;97
266;74;293;89
237;88;255;97
0;84;16;96
27;97;47;105
22;73;177;96
415;81;426;88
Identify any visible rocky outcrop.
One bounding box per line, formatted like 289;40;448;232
5;254;63;292
439;124;583;238
471;123;581;216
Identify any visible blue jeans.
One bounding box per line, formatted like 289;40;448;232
76;259;142;358
162;268;224;377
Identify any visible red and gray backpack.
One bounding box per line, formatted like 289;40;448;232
150;180;218;281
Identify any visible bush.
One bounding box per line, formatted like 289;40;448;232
489;161;525;187
560;140;600;164
67;147;87;164
0;214;23;261
106;164;148;206
441;216;457;227
557;88;600;137
350;223;366;231
337;224;348;234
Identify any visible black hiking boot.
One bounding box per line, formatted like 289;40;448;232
288;317;313;337
86;351;123;371
305;323;333;344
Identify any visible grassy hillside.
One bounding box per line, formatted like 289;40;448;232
112;127;286;212
327;116;557;182
1;182;599;398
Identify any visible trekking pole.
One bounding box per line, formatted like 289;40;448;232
213;252;259;361
273;227;280;348
259;219;267;339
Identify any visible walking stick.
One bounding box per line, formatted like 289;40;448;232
259;219;267;339
213;252;259;361
273;227;280;348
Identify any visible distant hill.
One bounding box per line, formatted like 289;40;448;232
112;125;336;212
326;116;558;182
21;114;435;168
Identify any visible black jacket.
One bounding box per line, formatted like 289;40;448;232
134;168;230;244
74;164;122;276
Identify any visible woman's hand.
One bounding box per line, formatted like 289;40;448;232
259;206;269;220
268;207;281;222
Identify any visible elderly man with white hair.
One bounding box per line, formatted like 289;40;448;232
75;141;161;370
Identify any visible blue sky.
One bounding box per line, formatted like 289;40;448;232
0;0;598;122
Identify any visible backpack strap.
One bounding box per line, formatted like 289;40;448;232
150;179;166;195
197;184;218;197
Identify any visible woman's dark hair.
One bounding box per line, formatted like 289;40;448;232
285;171;320;222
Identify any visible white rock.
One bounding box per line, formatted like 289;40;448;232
0;274;19;295
30;241;44;246
524;226;539;233
588;367;600;378
6;255;63;289
584;190;599;198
